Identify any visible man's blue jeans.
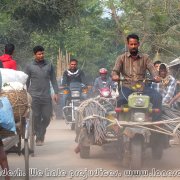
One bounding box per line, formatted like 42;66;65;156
118;86;162;121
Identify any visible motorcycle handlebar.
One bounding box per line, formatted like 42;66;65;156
119;78;156;83
59;83;88;90
59;86;66;90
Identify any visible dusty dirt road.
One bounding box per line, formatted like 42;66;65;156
5;119;180;180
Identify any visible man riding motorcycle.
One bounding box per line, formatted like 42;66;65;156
112;34;162;121
61;59;87;108
111;34;168;166
93;68;116;96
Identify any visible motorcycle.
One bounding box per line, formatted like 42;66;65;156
62;82;88;130
98;81;112;98
115;81;165;169
76;79;167;169
97;81;118;107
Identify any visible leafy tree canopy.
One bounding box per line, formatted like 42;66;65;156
1;0;82;31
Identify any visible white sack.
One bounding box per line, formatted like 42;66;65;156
0;68;28;85
2;82;26;91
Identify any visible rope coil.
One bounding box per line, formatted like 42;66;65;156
76;98;180;144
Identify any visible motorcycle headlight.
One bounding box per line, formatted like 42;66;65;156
71;91;80;98
134;97;145;107
133;112;145;122
101;91;110;97
82;88;88;94
63;89;70;94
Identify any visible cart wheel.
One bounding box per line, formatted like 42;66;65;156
24;139;29;180
29;109;35;157
151;133;164;160
71;123;75;130
80;146;90;159
29;134;35;157
18;135;22;155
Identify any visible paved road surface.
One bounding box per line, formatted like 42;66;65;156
5;119;180;180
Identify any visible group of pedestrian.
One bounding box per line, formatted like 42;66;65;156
0;44;59;179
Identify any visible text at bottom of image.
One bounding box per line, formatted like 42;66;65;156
1;168;180;179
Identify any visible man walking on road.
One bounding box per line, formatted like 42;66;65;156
25;45;59;146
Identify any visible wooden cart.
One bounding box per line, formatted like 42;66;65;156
0;90;35;180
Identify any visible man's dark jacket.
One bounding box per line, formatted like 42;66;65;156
25;60;58;99
62;69;87;86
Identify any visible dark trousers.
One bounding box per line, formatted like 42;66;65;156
118;86;162;121
32;97;52;141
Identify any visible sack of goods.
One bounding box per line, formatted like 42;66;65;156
0;68;28;85
1;82;29;122
0;69;29;122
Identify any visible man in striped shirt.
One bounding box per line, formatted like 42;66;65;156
152;63;176;105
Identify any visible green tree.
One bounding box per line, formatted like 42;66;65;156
103;0;180;61
0;0;179;76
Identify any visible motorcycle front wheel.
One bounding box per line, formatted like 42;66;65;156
130;138;143;169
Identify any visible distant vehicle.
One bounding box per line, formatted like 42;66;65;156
62;82;88;130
